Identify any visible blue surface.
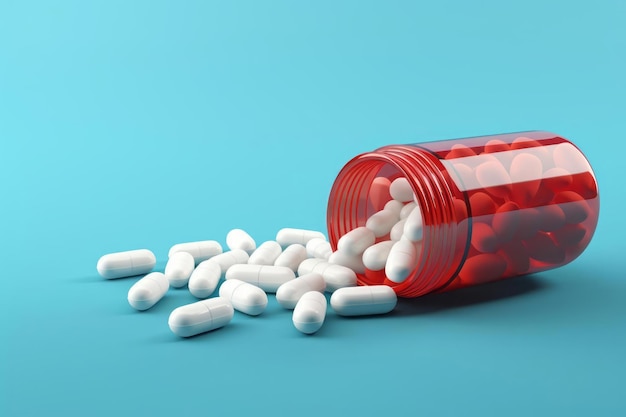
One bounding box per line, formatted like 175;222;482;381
1;1;625;415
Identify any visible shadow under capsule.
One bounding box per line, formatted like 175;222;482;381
392;274;549;316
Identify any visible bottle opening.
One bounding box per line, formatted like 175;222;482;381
327;145;470;297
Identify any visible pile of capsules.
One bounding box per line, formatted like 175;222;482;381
97;227;413;337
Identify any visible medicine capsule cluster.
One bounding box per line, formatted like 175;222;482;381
96;135;597;336
442;139;596;287
96;228;398;338
326;177;427;286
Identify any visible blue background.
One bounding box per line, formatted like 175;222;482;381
1;1;624;415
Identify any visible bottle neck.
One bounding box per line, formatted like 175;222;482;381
327;145;470;297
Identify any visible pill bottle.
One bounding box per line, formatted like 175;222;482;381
327;131;599;297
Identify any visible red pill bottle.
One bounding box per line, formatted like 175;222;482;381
327;131;599;297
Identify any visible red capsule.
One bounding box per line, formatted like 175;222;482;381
524;232;565;264
492;202;521;243
469;192;497;217
554;191;590;224
511;137;543;150
511;137;552;163
514;208;542;240
498;240;530;275
532;182;557;207
369;177;392;210
551;224;587;247
537;204;566;232
571;172;598;200
471;222;499;253
454;198;468;222
458;254;507;285
543;168;573;192
484;139;510;154
445;144;477;160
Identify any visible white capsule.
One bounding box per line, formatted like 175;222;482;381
276;228;326;247
168;297;234;338
362;241;395;271
127;272;169;311
403;205;424;242
168;240;222;265
248;241;282;265
225;264;295;293
276;272;326;309
385;239;419;283
390;219;406;241
306;238;332;260
188;260;221;299
389;177;414;202
219;279;268;316
330;285;397;316
337;227;376;256
292;291;327;334
208;249;249;276
274;244;308;272
226;229;256;254
97;249;156;279
384;199;404;216
400;202;417;220
328;250;366;274
297;259;357;292
297;258;328;276
165;251;195;288
366;209;400;238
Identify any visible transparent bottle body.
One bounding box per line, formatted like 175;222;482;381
327;131;599;297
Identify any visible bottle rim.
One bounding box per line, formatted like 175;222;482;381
327;144;470;297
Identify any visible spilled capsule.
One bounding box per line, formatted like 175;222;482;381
276;228;326;247
385;239;419;283
168;240;222;265
274;244;308;272
330;285;397;316
293;291;327;334
328;250;366;274
403;205;423;242
168;297;234;338
225;264;295;293
127;272;169;311
276;272;326;309
97;249;156;279
297;258;356;292
362;240;394;271
226;229;256;254
337;227;375;256
248;241;282;266
219;279;268;316
165;251;195;288
208;249;250;276
306;238;332;260
188;260;221;299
